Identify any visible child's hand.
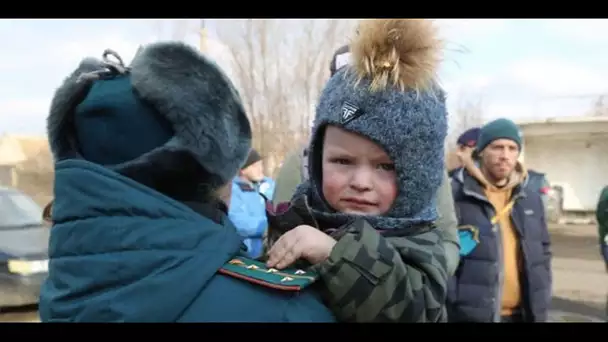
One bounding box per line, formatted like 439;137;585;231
266;225;336;270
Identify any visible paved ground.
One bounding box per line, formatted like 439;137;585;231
0;305;38;322
547;224;606;322
1;224;605;323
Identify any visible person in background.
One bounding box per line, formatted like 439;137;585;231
526;169;552;214
448;127;480;178
39;42;335;322
229;149;276;258
596;185;608;272
272;143;308;204
237;149;275;200
452;127;553;217
273;42;461;278
448;118;552;322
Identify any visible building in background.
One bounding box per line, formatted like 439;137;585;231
0;135;25;187
518;116;608;223
0;134;52;205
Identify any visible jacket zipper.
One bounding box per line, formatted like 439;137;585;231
462;188;523;322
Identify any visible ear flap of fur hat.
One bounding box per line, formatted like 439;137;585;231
47;57;108;161
47;42;252;193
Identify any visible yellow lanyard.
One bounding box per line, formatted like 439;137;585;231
490;200;515;225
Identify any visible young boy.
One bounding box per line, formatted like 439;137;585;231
263;19;449;322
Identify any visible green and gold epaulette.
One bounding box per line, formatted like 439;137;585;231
218;256;318;291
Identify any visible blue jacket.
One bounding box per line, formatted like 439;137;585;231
39;160;335;322
257;176;276;200
447;168;552;322
228;177;275;259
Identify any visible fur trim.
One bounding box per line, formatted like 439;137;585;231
47;58;106;161
351;19;443;93
47;41;251;192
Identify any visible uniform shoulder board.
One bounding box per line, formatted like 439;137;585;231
218;256;319;291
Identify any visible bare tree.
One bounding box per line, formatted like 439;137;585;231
454;97;485;134
215;19;356;174
445;97;486;170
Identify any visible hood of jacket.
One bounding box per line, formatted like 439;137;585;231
39;159;243;322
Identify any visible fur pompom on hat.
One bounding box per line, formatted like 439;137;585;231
47;42;251;199
306;19;449;228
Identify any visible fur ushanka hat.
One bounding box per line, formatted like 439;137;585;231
46;42;251;200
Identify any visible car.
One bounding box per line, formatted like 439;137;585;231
0;186;49;309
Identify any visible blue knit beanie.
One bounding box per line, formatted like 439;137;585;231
47;42;251;193
307;19;448;228
477;118;522;152
457;127;481;147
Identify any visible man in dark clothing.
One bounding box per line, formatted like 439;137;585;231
449;127;552;216
448;127;480;178
597;186;608;272
448;118;552;323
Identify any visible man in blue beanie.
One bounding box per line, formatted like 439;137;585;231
448;117;552;322
38;43;335;322
450;126;552;216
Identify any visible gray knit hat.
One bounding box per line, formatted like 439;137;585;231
307;19;448;227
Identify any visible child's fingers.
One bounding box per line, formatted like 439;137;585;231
266;232;298;268
275;243;303;270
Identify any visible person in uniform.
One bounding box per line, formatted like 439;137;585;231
38;42;335;322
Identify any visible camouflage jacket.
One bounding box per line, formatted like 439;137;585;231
273;146;459;277
263;197;448;322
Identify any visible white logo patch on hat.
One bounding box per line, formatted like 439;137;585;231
335;52;351;70
341;101;362;124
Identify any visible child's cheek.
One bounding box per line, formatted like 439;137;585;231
321;166;343;210
377;176;399;214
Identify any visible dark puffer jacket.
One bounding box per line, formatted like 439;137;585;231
447;168;552;322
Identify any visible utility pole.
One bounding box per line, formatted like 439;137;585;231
199;19;208;54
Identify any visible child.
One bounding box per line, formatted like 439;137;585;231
263;19;449;322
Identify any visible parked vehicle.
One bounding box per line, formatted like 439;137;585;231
0;186;49;309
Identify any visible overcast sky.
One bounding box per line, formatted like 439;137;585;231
2;19;607;135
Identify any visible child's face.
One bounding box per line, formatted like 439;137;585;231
321;126;398;215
